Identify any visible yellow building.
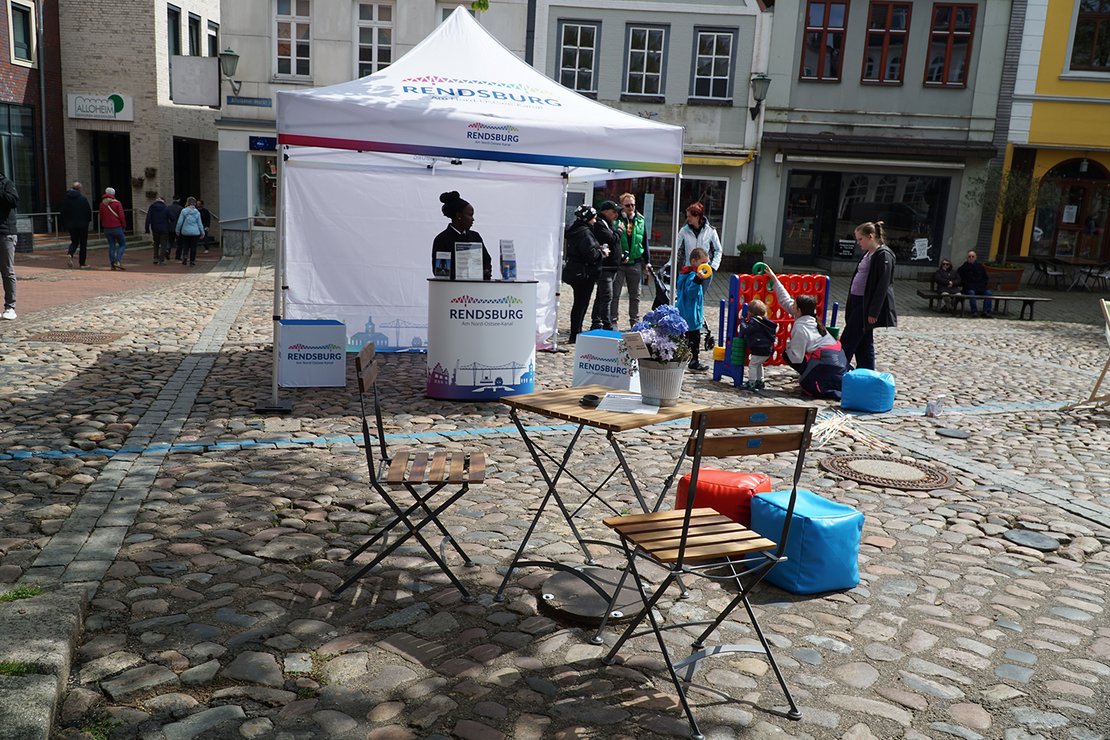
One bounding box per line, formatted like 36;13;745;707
995;0;1110;266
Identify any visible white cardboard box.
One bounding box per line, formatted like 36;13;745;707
571;330;639;392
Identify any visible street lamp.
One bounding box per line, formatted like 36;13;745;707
218;47;242;96
749;73;771;120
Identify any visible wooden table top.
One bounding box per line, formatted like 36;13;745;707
502;385;705;433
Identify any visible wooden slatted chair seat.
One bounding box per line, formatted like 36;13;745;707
604;508;776;563
384;450;486;489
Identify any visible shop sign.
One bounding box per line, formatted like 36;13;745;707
68;94;134;121
836;239;857;258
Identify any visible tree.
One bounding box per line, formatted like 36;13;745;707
966;164;1062;264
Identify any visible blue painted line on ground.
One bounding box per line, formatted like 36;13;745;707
0;399;1075;462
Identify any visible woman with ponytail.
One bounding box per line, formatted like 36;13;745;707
840;220;897;369
763;265;847;400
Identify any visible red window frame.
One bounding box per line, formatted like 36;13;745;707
799;1;849;81
861;2;912;84
924;4;976;88
1070;0;1110;72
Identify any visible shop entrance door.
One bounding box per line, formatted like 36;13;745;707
90;132;132;226
174;138;201;202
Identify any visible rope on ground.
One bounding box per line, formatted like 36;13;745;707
812;410;891;452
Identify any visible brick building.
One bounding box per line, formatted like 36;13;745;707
0;0;64;223
58;0;220;229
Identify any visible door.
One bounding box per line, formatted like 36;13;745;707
173;138;201;202
90;132;132;227
782;171;822;265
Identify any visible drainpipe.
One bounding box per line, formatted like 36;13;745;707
37;1;51;227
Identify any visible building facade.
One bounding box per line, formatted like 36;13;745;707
998;0;1110;265
59;0;220;230
536;0;769;258
751;0;1010;274
216;0;529;254
0;0;63;226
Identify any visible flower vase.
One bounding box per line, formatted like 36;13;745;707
638;359;686;406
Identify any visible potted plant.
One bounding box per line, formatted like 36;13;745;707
619;304;692;406
965;164;1062;290
736;241;767;274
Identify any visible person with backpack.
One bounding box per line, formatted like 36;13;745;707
144;194;173;264
0;170;18;319
175;196;205;266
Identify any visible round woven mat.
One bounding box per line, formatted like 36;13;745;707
819;454;956;490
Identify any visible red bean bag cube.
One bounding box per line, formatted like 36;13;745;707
676;469;772;526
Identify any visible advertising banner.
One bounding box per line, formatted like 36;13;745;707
278;320;347;388
426;280;536;400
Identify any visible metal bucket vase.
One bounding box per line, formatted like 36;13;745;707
637;359;686;406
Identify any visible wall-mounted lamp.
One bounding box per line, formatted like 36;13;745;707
218;47;242;96
749;73;771;120
1079;157;1089;174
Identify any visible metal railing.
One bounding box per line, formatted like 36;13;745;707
18;206;225;241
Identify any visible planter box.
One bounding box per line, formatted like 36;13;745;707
985;265;1024;291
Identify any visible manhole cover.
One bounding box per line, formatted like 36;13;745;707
26;331;124;345
820;454;956;490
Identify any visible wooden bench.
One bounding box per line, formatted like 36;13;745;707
916;289;1052;321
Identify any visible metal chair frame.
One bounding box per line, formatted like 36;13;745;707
599;405;818;739
1063;299;1110;412
333;343;484;601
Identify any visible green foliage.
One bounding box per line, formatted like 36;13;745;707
964;164;1063;262
470;0;490;10
80;710;122;740
0;661;31;676
0;585;43;603
736;241;767;255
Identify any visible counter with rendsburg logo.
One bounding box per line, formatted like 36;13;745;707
426;279;538;400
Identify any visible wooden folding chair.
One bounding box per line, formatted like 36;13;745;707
1063;299;1110;411
333;343;485;601
600;405;817;739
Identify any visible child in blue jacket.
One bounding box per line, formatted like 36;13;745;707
677;247;709;372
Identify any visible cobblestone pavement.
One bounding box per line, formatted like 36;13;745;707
1;252;1108;739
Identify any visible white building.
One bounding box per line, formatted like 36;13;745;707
60;0;222;227
216;0;528;254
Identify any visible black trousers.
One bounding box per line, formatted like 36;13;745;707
685;330;701;364
568;276;597;341
590;271;614;329
839;294;875;370
67;229;88;266
179;235;199;264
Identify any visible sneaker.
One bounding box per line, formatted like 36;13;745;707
116;263;126;271
982;313;992;319
688;361;709;372
110;263;118;271
189;261;196;266
67;255;73;268
79;265;88;269
1;308;15;320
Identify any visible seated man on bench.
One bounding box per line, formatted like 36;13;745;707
957;250;992;318
934;258;961;311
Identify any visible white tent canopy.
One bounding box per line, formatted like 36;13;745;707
266;8;683;407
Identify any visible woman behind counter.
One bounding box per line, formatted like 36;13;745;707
431;190;492;281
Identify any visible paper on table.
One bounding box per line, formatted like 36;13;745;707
597;392;659;414
455;242;485;280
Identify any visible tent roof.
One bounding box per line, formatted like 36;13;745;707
276;7;682;172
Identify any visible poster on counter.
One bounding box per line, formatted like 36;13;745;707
455;241;484;280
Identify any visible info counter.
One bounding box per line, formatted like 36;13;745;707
426;279;538;400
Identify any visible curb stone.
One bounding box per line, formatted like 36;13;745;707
0;586;88;739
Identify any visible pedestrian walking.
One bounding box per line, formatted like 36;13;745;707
175;196;204;266
61;182;92;268
99;187;128;271
197;199;213;253
609;192;650;328
0;170;18;320
144;195;172;264
840;220;897;370
167;196;183;261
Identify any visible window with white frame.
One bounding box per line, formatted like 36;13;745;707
1070;0;1110;71
862;2;910;83
874;175;897;202
558;21;598;93
625;25;666;96
356;2;393;77
276;0;311;77
438;4;474;23
691;29;735;100
9;1;34;65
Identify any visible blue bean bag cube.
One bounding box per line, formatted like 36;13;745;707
841;368;895;413
750;489;863;595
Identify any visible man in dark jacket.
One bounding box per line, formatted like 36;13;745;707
167;196;184;261
0;171;18;320
956;250;992;317
589;200;620;330
144;195;173;264
61;182;92;268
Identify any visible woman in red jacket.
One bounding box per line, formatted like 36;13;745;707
99;187;128;270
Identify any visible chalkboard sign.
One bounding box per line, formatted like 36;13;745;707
837;239;857;258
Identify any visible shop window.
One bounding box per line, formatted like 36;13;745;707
679;178;728;235
252;155;278;229
924;4;975;87
1070;0;1110;71
840;175;868;218
862;2;911;84
875;175;898;202
9;1;35;64
625;25;667;97
593;176;676;256
276;0;311;78
558;21;599;93
357;2;393;77
800;1;848;81
0;103;36;212
691;29;736;100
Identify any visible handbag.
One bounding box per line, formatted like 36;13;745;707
562;262;588;284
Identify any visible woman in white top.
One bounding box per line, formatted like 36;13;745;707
675;202;722;272
762;265;847;400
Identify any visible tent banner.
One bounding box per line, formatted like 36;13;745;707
283;160;563;352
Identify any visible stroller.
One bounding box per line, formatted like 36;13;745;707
650;263;715;351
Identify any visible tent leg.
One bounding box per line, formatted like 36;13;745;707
258;147;293;415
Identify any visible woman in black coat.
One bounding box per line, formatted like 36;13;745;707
840;220;897;370
431;191;491;280
562;204;606;343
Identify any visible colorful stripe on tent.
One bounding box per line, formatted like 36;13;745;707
278;133;681;173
